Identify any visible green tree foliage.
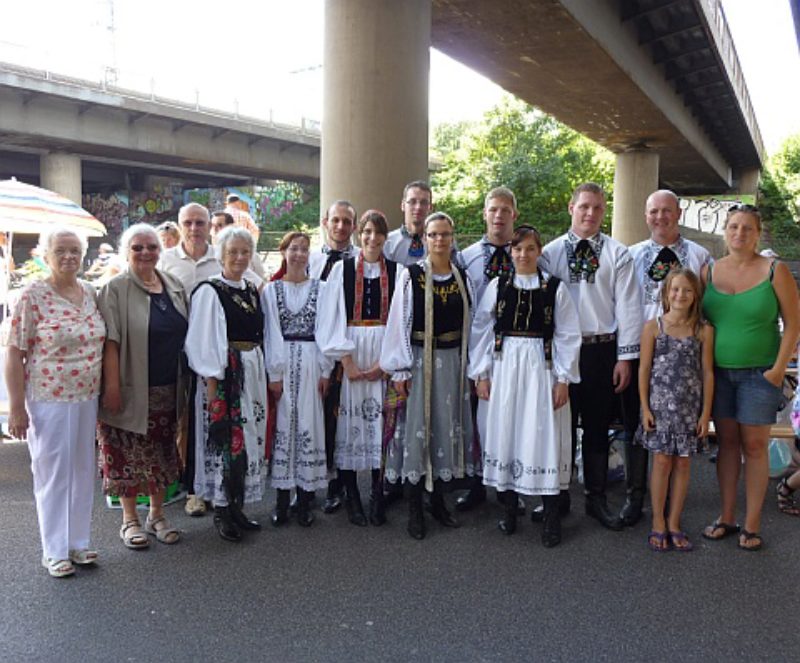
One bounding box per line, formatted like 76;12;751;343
431;96;615;243
759;133;800;258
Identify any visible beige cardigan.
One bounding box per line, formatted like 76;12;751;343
97;269;189;435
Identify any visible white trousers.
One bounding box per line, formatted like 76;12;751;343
27;398;98;559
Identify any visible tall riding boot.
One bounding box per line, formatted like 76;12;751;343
229;490;261;531
455;474;487;512
541;494;562;548
323;474;343;514
406;481;426;540
498;490;517;535
213;505;242;542
619;441;648;526
271;489;290;527
430;480;460;528
369;469;387;526
296;488;315;527
341;470;367;527
584;450;623;531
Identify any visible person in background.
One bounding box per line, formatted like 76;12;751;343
701;205;799;551
4;228;105;577
98;223;188;549
309;201;360;514
159;203;220;518
457;186;518;513
156;221;181;249
224;193;261;242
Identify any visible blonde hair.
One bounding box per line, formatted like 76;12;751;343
660;267;704;336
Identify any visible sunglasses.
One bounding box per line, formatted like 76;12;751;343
130;243;160;252
729;204;760;213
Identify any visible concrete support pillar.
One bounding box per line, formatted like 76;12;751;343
736;167;760;197
322;0;430;229
611;149;659;246
40;152;82;205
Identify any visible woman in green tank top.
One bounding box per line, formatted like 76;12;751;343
700;205;799;551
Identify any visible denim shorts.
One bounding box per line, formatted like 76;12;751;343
712;367;782;425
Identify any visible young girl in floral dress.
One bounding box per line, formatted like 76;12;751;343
637;268;714;552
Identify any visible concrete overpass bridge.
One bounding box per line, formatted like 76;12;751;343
0;0;767;245
0;61;322;201
323;0;765;243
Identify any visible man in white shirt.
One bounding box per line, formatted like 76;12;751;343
310;200;360;513
456;186;518;512
158;202;219;517
383;181;432;266
619;189;712;526
539;183;643;530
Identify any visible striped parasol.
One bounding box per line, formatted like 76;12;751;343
0;178;106;237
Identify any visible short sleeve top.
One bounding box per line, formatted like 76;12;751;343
4;279;106;402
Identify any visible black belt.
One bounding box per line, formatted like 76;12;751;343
284;335;314;342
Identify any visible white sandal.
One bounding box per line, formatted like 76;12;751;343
42;556;75;578
145;515;181;544
120;520;150;549
69;549;99;565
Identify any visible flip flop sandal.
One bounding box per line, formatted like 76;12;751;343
42;556;75;578
145;515;181;544
647;530;671;552
68;549;98;565
120;520;150;550
701;519;740;540
668;530;694;552
738;529;763;552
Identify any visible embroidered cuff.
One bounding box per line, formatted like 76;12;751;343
617;344;640;360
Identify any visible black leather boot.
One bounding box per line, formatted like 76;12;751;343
229;493;260;531
213;506;242;542
369;470;387;526
296;488;315;527
323;475;343;514
406;482;426;540
455;476;487;512
271;489;290;527
584;450;623;531
541;494;561;548
341;470;367;527
531;489;571;522
430;480;460;528
619;441;648;527
498;490;517;535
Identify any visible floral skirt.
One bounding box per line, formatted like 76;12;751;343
98;384;181;497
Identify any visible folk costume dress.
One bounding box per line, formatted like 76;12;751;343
468;271;581;495
185;276;267;507
319;255;398;471
380;260;475;489
263;278;333;491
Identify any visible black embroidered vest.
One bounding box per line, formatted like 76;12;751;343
408;263;470;348
342;257;397;321
201;279;264;344
493;270;560;358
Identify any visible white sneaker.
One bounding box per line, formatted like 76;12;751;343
185;494;206;517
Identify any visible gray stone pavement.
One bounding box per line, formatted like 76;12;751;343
1;439;798;663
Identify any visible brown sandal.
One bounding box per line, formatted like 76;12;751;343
777;477;800;516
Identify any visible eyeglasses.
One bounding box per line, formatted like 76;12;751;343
426;232;453;240
130;244;160;252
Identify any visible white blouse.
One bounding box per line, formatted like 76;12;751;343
263;278;334;382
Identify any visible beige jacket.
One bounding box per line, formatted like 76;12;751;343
97;269;189;434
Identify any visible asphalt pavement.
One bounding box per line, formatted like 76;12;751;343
1;439;798;663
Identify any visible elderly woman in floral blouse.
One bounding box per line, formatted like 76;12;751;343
4;228;106;578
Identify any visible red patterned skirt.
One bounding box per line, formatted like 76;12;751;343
98;384;181;497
